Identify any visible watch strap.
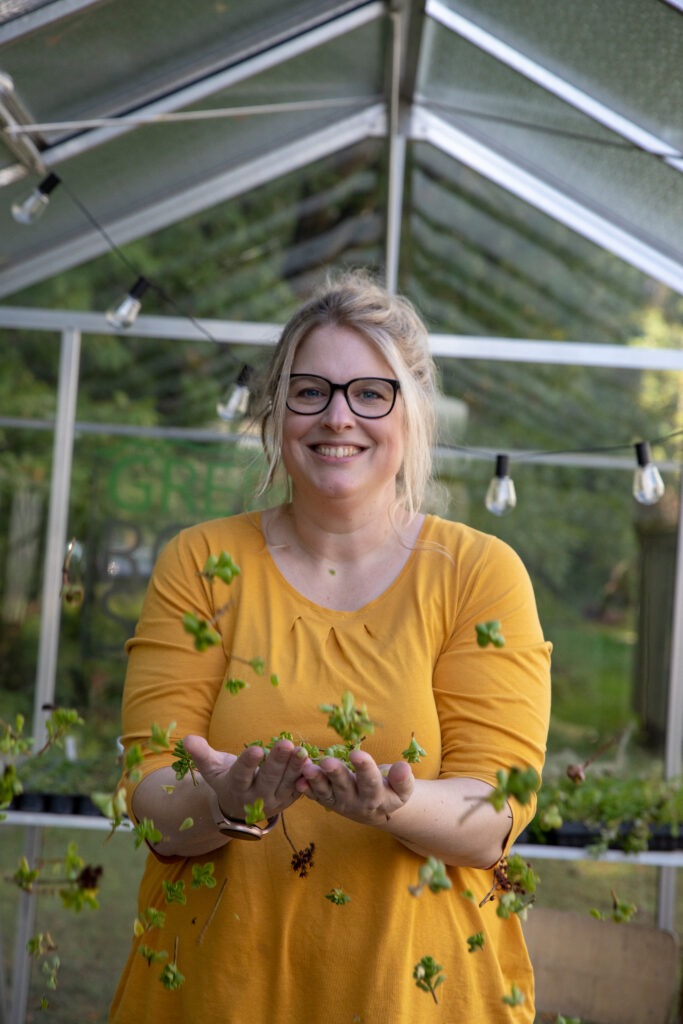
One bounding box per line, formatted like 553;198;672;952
205;785;280;841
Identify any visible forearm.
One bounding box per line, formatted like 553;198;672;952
132;767;231;857
377;777;512;869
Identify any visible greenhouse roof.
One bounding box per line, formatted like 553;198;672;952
1;0;683;313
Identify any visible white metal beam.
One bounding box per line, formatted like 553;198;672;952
411;105;683;297
0;0;102;45
2;305;683;372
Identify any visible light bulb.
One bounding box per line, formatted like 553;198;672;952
105;277;150;329
11;172;61;225
633;441;665;505
217;364;252;422
485;454;517;516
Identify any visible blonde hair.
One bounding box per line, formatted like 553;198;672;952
253;270;437;517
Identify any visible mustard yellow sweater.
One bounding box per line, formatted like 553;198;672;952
110;512;551;1024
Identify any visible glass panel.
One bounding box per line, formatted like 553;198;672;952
433;453;681;772
417;18;683;267
404;141;678;342
1;0;370;122
0;332;59;725
13;140;386;316
436;0;683;150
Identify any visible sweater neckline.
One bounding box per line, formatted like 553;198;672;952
253;510;434;618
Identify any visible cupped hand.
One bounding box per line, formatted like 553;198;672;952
182;734;310;821
295;747;414;825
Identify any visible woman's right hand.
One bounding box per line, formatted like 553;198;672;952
182;734;310;821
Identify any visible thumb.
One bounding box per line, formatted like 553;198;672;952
182;734;228;779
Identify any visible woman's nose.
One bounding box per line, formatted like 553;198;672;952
321;388;355;427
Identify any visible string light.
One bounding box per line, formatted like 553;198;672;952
485;454;517;516
217;364;253;422
11;172;61;225
105;277;150;330
632;440;666;506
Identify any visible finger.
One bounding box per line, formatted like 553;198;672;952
182;734;232;778
385;760;415;801
298;760;339;804
227;744;268;790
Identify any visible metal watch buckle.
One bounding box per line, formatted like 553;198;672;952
205;784;280;840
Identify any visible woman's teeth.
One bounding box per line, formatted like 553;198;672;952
314;445;360;458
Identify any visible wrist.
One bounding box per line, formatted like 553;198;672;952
204;784;280;841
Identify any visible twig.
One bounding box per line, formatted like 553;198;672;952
196;878;228;945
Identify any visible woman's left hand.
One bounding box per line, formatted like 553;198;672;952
295;748;414;825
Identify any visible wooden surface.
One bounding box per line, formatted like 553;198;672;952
524;907;679;1024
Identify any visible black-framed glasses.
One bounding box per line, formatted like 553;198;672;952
286;374;400;419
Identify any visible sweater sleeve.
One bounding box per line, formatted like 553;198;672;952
432;534;551;846
119;526;232;812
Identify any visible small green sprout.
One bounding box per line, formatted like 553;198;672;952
148;721;176;752
408;857;452;897
486;766;540;813
171;740;198;783
475;620;505;648
201;551;240;585
502;983;525;1007
134;907;166;935
123;743;144;782
191;862;217;889
182;611;221;651
413;955;445;1004
590;888;638;923
27;933;56;958
179;818;194;831
402;734;427;764
138;946;168;966
225;677;248;694
13;855;40;892
467;932;485;953
325;887;351;905
320;691;375;746
41;955;60;991
244;798;265;825
41;707;84;753
133;818;163;849
159;961;185;990
162;880;187;905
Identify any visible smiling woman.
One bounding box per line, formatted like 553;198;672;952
110;270;551;1024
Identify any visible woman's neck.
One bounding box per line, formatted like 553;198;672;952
268;495;414;567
